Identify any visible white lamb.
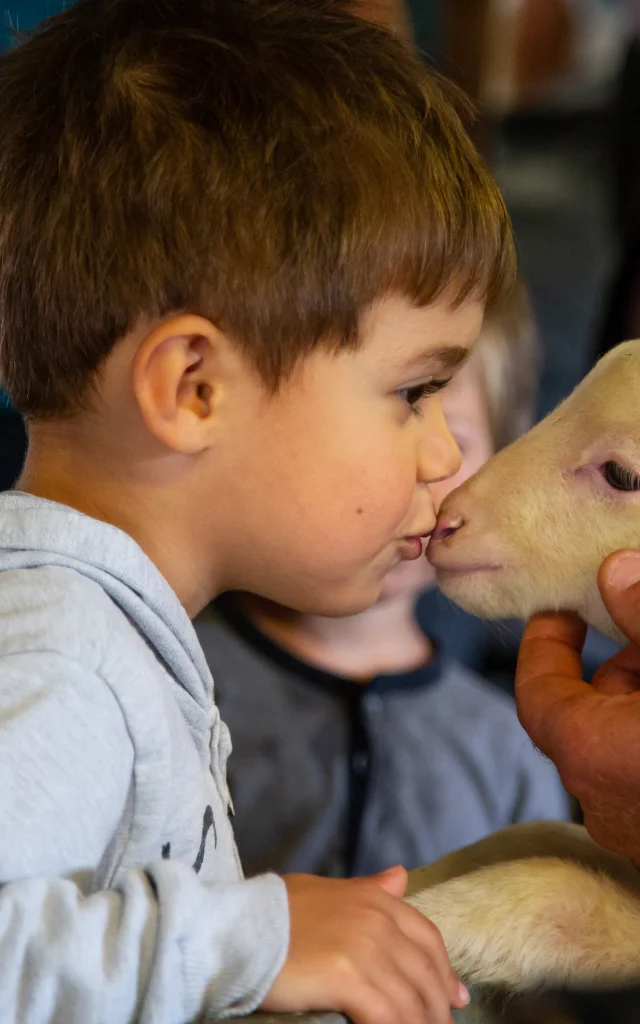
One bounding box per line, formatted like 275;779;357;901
405;340;640;993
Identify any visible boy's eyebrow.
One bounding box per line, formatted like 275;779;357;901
398;345;471;376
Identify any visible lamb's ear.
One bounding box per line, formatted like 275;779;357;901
407;858;640;991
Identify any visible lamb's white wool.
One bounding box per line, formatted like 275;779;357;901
406;823;640;990
406;344;640;993
427;339;640;639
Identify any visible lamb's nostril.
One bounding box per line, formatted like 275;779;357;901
439;526;458;541
431;514;465;542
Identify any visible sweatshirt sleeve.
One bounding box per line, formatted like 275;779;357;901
0;651;290;1023
0;865;288;1023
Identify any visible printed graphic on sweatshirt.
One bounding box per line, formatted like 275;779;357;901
161;804;217;874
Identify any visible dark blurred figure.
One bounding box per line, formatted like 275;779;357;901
475;985;640;1024
595;2;640;359
0;407;26;490
614;4;640;235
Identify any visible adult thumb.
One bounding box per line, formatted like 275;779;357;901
599;550;640;644
367;864;408;897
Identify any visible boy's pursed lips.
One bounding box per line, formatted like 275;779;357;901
397;528;434;561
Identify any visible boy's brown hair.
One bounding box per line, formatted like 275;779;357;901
0;0;515;419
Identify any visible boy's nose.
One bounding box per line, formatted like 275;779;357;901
419;403;461;483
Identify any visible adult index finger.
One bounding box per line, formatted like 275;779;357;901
515;611;593;758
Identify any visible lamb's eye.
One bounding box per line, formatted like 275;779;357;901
602;460;640;492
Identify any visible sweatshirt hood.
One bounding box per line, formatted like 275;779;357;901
0;491;213;710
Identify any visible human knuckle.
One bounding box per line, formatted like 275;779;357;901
361;904;393;936
415;912;441;940
328;949;361;986
395;986;426;1024
413;962;444;999
411;945;442;978
429;992;452;1024
363;995;401;1024
413;916;446;954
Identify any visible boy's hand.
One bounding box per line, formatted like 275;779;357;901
262;865;469;1024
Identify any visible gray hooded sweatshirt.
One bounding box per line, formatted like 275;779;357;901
0;492;289;1023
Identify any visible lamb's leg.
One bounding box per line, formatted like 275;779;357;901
405;821;640;991
406;821;640;895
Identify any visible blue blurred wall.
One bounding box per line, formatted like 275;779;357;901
0;2;442;55
0;1;70;50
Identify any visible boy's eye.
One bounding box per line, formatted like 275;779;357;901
397;377;451;409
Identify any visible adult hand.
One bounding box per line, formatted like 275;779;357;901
263;864;469;1024
516;549;640;868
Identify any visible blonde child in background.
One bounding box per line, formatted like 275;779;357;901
196;284;569;879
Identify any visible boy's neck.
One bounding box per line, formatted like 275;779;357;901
239;591;434;682
19;428;219;618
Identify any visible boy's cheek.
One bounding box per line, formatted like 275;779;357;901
271;436;419;547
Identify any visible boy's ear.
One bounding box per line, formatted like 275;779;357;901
132;314;231;453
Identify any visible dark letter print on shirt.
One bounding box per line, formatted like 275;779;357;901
161;804;217;874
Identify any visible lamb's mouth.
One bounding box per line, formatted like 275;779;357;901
429;560;504;577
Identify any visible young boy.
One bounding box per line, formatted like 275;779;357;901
0;1;514;1021
196;286;568;880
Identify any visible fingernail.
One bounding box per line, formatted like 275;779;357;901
458;982;470;1006
607;552;640;589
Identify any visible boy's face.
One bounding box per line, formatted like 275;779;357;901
377;350;495;603
215;295;484;615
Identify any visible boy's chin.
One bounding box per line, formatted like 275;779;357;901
379;554;436;603
257;578;383;619
257;559;435;618
307;561;436;617
307;577;395;618
321;587;387;618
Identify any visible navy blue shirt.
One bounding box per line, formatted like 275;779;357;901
195;596;569;878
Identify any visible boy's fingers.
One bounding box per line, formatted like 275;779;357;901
393;903;469;1009
341;982;400;1024
452;973;470;1009
386;931;466;1017
367;864;407;897
393;902;451;982
372;959;454;1024
366;961;434;1024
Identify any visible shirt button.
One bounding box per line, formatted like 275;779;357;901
366;694;383;715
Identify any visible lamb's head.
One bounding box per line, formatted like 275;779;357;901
427;340;640;641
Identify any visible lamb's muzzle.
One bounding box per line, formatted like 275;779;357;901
426;339;640;641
